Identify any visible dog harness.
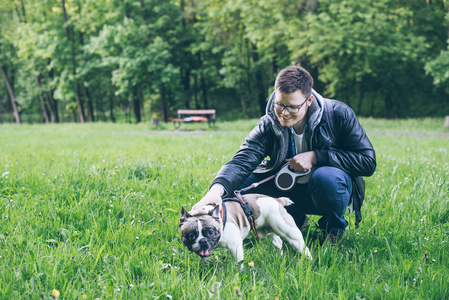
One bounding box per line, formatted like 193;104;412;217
220;175;275;241
222;192;260;241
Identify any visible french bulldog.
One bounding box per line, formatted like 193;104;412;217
179;193;312;262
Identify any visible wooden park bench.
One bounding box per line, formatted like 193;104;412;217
172;109;216;128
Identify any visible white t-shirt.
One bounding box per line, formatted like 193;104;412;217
291;129;315;184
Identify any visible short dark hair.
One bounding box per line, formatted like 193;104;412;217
275;65;313;95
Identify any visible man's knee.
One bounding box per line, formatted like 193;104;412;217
308;167;352;208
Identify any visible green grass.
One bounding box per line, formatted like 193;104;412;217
0;119;448;299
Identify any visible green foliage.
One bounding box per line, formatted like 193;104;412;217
292;0;430;117
1;0;449;122
426;50;449;93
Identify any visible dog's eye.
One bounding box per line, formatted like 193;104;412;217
207;228;215;235
187;233;196;240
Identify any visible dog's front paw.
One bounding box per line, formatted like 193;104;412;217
239;262;245;272
304;247;312;260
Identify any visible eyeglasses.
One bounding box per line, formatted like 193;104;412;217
274;96;309;114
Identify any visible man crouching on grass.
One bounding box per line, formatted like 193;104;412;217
193;65;376;244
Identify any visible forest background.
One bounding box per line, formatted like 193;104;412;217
1;0;449;124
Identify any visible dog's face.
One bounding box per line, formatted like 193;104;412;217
179;205;222;258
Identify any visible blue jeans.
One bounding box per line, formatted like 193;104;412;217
238;166;352;235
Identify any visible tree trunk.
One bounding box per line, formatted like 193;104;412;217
200;72;208;108
394;97;401;118
79;31;94;122
46;60;59;122
61;0;85;123
356;81;363;115
13;2;23;22
35;77;50;123
74;80;85;123
197;53;209;108
1;66;21;124
160;82;168;122
45;90;59;123
306;0;319;12
270;56;277;87
132;87;141;123
181;69;191;108
384;94;391;119
139;90;145;121
194;74;199;108
110;95;116;123
240;94;249;118
20;0;26;21
251;43;267;116
82;79;94;122
38;93;50;123
37;75;57;123
139;0;151;44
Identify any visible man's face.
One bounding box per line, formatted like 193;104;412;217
274;90;312;130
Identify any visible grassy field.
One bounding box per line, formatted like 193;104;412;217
0;118;448;299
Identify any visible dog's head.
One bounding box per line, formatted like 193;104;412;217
179;205;222;258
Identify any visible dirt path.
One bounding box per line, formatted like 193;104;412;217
368;131;449;137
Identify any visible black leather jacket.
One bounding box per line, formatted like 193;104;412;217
212;90;376;198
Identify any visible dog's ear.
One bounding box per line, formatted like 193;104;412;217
179;206;192;227
209;205;221;220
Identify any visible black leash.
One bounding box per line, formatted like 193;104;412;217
222;174;276;242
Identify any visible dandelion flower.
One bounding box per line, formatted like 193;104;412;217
82;295;87;299
234;286;242;297
51;289;60;298
248;261;254;268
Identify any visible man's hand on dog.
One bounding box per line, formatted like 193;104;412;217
192;184;225;210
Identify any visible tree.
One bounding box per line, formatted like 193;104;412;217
425;1;449;103
293;0;429;118
0;1;21;123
